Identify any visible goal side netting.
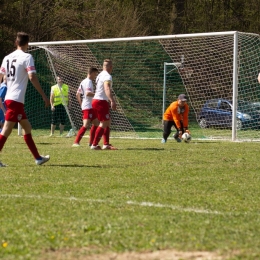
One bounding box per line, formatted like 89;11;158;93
26;32;260;141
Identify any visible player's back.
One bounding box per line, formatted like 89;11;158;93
79;77;94;109
2;50;36;104
93;70;112;101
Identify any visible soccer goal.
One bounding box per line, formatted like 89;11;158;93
26;31;260;141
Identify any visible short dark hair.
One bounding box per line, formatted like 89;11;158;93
88;67;98;74
103;59;112;67
16;32;29;47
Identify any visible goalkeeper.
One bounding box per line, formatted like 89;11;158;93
161;94;190;143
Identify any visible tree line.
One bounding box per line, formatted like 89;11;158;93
1;0;260;61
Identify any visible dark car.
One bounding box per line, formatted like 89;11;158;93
198;99;260;130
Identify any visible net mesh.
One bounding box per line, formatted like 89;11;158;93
27;32;260;140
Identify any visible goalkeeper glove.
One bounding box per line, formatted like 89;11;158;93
185;129;191;135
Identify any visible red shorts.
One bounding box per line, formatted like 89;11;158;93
92;99;110;122
82;108;97;120
5;100;27;122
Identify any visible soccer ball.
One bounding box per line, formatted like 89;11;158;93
182;132;191;143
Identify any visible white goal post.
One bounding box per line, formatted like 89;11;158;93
24;31;260;141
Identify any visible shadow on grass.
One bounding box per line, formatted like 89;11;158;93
192;141;221;144
46;164;102;168
125;148;165;151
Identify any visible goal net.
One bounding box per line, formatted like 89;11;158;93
27;32;260;141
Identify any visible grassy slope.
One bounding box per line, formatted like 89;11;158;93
0;134;260;259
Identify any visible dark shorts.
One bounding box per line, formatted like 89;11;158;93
51;104;67;125
92;99;110;122
5;100;27;122
0;109;5;123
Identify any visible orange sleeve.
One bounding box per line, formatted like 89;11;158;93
171;103;182;129
163;102;176;121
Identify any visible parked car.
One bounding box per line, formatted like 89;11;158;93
251;102;260;112
198;99;260;130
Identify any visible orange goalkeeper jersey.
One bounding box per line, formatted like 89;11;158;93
163;101;189;129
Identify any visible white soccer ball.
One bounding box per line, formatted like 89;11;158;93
182;132;191;143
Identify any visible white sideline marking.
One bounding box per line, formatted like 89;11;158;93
0;194;223;215
126;201;222;215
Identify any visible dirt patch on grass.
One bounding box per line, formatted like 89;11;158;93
41;248;225;260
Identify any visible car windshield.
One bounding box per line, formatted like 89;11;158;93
235;101;260;112
251;102;260;111
237;101;251;110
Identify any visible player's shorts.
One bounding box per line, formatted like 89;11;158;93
92;99;110;122
5;100;27;122
82;108;97;120
0;109;5;124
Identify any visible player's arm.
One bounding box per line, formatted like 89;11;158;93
86;91;95;97
171;105;182;136
76;91;82;106
104;80;116;110
258;73;260;83
28;73;50;107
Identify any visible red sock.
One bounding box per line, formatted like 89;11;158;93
24;133;41;159
74;126;87;144
0;134;7;151
92;126;105;146
89;125;98;146
103;127;110;145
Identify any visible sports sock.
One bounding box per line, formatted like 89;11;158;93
24;133;41;159
103;127;110;145
89;125;98;146
74;126;87;144
0;134;7;151
92;126;105;146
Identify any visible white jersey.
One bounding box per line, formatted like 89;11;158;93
0;49;36;104
77;78;94;110
93;70;112;101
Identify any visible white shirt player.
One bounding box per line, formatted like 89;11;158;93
77;78;94;110
93;70;112;101
0;50;36;104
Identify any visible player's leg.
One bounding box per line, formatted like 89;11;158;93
73;119;90;146
91;119;109;149
0;120;16;148
172;121;182;142
102;120;117;150
91;100;109;150
20;119;50;165
0;120;16;166
102;119;111;146
162;120;174;143
0;100;20;165
89;118;99;147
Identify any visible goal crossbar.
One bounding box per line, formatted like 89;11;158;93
29;31;238;46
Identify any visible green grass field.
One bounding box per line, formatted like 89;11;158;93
0;133;260;260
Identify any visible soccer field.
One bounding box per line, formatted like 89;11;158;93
0;134;260;259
